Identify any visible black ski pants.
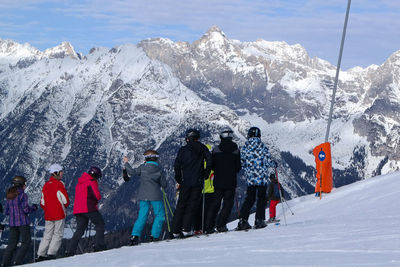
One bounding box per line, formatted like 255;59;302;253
207;188;235;230
171;185;202;233
1;225;31;266
240;185;267;221
67;211;106;255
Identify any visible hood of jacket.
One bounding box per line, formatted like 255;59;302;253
245;137;264;150
187;140;204;155
219;138;238;153
77;172;96;184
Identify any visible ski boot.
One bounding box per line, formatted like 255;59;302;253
130;236;139;246
216;225;228;233
236;219;251;231
254;219;267;229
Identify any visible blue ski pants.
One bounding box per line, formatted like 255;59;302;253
131;200;165;238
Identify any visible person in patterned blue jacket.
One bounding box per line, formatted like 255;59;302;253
237;127;276;230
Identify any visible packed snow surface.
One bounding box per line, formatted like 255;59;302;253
25;172;400;266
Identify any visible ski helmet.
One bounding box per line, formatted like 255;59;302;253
185;128;200;140
144;149;159;161
220;126;234;140
247;127;261;138
12;176;26;186
88;166;102;179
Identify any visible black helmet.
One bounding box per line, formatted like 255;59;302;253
12;176;26;186
269;173;276;181
247;127;261;138
185;128;200;140
88;166;102;179
220;126;233;140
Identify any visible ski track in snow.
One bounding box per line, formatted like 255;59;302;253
23;172;400;267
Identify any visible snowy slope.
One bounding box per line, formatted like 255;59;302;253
26;172;400;266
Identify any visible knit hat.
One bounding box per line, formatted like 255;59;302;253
48;163;63;174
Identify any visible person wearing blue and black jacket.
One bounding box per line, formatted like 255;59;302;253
237;127;276;230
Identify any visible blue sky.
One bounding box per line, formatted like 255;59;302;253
0;0;399;69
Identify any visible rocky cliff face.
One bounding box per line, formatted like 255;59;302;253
0;27;399;230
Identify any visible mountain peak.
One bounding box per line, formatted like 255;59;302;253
196;26;230;50
206;26;226;36
43;41;79;59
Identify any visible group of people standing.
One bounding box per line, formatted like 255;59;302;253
0;125;285;265
1;165;106;266
123;126;284;246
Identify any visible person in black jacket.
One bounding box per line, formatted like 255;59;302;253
267;173;284;223
206;127;241;233
171;128;212;238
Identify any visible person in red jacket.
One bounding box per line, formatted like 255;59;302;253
36;164;70;261
66;166;106;256
36;163;69;261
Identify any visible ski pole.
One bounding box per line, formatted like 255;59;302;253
201;182;205;234
162;189;174;218
33;218;36;263
275;168;287;226
162;190;171;233
281;197;294;215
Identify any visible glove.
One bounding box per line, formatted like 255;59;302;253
0;224;4;231
32;204;38;211
0;203;3;213
123;169;130;182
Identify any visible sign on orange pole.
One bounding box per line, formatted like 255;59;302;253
313;142;333;194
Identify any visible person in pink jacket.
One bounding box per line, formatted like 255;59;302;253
66;166;106;256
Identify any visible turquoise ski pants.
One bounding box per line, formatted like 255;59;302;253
131;200;165;238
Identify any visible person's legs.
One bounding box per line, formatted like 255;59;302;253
182;186;202;232
1;227;20;267
204;192;216;231
205;189;222;232
269;200;280;219
131;201;150;237
216;188;235;228
47;219;65;256
240;186;256;220
150;201;165;239
255;185;267;220
13;225;31;265
87;211;106;251
171;186;191;234
37;220;55;257
67;214;89;256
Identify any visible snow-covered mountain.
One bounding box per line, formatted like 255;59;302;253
24;170;400;266
139;26;400;186
1;27;399;230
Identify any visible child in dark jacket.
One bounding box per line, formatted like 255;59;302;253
123;149;167;245
267;173;284;223
2;176;38;267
